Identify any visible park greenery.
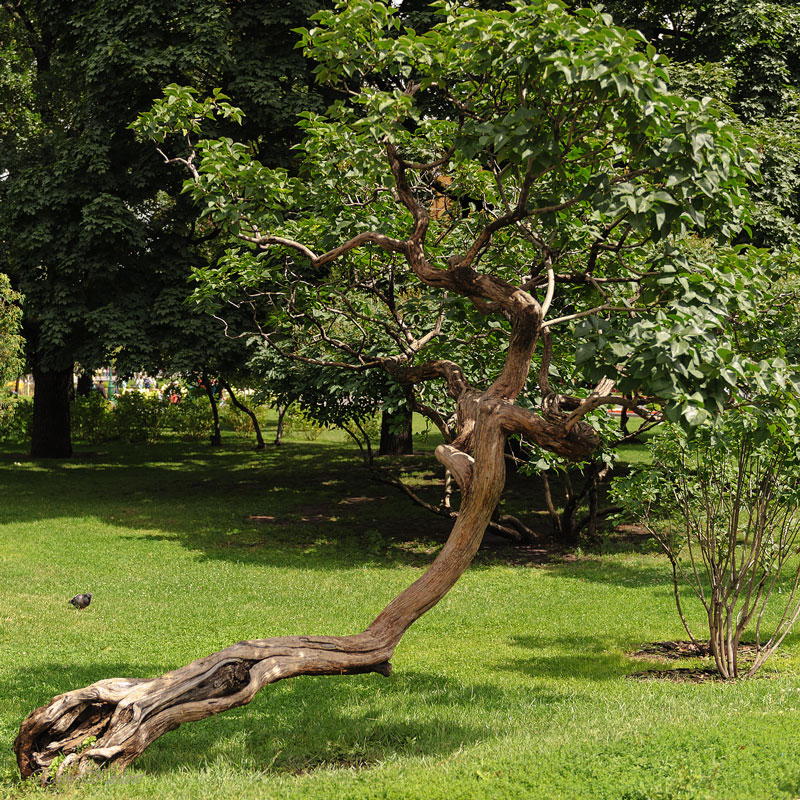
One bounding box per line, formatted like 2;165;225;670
0;273;23;387
2;0;800;792
2;433;800;800
614;419;800;679
0;0;332;457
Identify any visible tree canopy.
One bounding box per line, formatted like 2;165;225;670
0;0;332;456
133;0;794;435
594;0;800;248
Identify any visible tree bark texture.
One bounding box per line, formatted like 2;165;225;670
378;405;413;456
30;366;73;458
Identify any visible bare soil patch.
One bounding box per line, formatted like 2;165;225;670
627;667;722;683
625;640;780;683
629;640;761;661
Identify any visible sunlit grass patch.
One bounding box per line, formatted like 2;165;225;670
1;435;798;799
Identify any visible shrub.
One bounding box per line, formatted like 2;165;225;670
113;391;167;443
71;392;115;444
167;394;211;440
219;400;268;439
613;419;800;678
284;404;325;440
0;394;31;443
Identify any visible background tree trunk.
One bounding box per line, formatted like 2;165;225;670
274;403;289;445
30;366;73;458
378;405;413;456
75;372;93;398
219;379;265;449
202;374;222;446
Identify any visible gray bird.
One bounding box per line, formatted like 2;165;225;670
69;593;93;611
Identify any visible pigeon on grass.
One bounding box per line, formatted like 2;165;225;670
69;593;93;611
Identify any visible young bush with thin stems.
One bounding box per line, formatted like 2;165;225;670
614;421;800;678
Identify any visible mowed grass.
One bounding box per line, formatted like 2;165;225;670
1;429;800;799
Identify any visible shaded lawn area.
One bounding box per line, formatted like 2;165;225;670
1;434;799;799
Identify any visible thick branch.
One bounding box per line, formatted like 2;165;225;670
498;404;600;461
386;359;470;401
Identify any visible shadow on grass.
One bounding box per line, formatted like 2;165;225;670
497;634;632;682
139;668;566;776
0;439;663;585
538;559;676;591
0;440;452;572
3;662;564;779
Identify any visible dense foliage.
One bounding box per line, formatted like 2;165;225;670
0;274;23;387
0;0;332;455
133;0;798;442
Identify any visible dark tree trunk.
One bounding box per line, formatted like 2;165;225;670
219;379;265;449
75;372;93;397
274;403;289;445
202;373;222;446
378;404;413;456
30;366;73;458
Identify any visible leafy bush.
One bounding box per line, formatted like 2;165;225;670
0;394;31;443
113;391;167;443
71;392;115;444
284;404;325;440
166;394;211;440
219;400;268;439
613;418;800;678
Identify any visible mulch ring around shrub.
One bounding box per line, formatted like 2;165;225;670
625;640;775;683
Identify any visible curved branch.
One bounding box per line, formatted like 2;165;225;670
563;377;616;432
387;359;470;401
497;404;600;461
15;634;393;779
239;231;408;267
540;259;556;319
435;443;474;490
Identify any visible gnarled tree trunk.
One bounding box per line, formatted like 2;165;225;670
15;354;598;784
15;121;605;786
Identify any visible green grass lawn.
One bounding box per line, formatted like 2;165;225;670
1;429;799;799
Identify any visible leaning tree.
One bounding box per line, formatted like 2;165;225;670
15;0;786;781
